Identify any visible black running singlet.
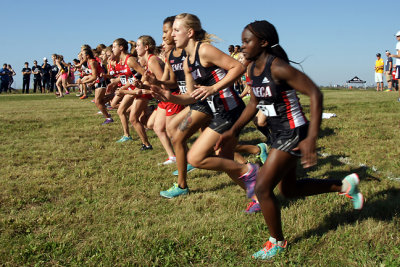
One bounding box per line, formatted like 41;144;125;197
169;48;186;94
250;55;308;131
187;42;243;114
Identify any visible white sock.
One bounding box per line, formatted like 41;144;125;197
341;179;350;193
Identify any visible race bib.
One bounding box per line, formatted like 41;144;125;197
128;76;136;84
206;95;216;113
178;81;186;94
120;75;127;85
256;104;277;117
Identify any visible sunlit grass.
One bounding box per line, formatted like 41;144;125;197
0;89;399;266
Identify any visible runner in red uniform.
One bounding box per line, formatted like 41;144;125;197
78;48;112;125
110;38;145;142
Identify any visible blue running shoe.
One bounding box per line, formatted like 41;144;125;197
342;173;364;210
172;164;196;176
160;183;189;199
116;135;133;143
252;237;287;260
240;163;259;198
256;143;268;164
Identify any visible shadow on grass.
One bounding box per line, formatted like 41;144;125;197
190;180;238;194
279;153;381;211
291;187;400;244
318;127;336;138
298;154;381;182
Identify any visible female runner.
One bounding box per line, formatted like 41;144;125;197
217;20;364;259
152;13;259;204
55;55;70;98
78;48;112;125
110;38;146;142
141;19;186;164
134;35;169;152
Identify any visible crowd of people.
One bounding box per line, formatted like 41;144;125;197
375;31;400;102
2;14;366;260
19;56;75;95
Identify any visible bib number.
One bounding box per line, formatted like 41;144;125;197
178;81;186;94
257;104;277;117
128;77;136;85
120;75;127;85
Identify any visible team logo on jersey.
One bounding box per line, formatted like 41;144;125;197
170;60;174;64
195;61;199;67
262;77;270;83
191;68;202;80
172;63;183;72
252;86;272;97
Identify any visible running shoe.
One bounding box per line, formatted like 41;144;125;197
160;156;176;165
91;99;95;103
172;164;196;176
65;91;70;95
80;95;88;99
244;200;261;214
56;95;64;98
76;93;83;97
240;163;259;198
101;118;114;125
256;143;268;164
160;183;189;198
140;144;153;151
252;237;287;260
341;173;364;210
116;135;133;143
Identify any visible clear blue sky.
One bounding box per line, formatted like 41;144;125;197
1;0;398;88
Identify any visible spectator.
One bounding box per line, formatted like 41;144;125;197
41;57;52;93
0;63;11;93
231;45;240;60
7;64;16;92
21;62;31;93
389;31;400;101
32;60;42;93
374;53;384;91
228;44;234;56
385;50;393;91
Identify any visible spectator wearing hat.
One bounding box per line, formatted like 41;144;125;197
32;60;42;93
21;62;31;94
41;57;52;93
385;50;393;91
375;53;384;91
389;31;400;101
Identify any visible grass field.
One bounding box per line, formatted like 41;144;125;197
0;89;399;266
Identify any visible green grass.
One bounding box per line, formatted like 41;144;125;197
0;89;399;266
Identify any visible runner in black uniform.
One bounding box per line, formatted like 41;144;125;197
145;16;210;198
217;20;364;260
151;13;259;201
